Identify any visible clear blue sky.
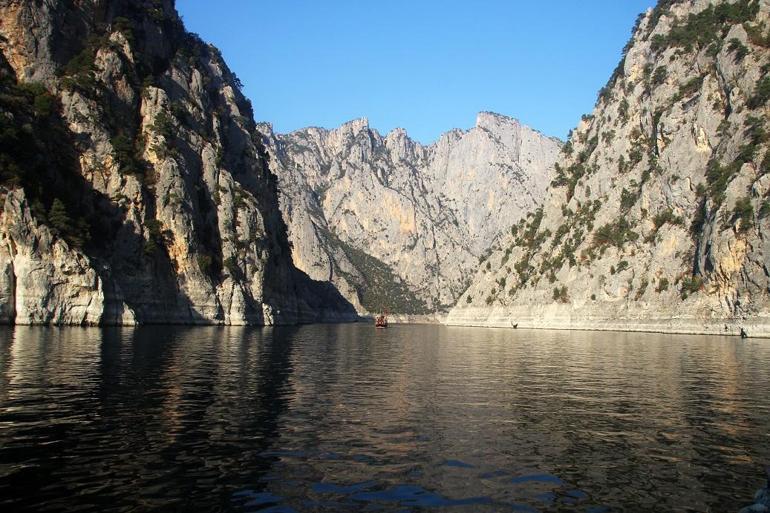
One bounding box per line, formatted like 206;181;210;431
176;1;655;143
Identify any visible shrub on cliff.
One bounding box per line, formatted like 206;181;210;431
196;254;213;274
732;197;755;233
746;22;770;47
111;134;143;175
748;76;770;108
652;66;668;85
672;75;705;102
759;199;770;219
16;82;55;118
48;199;71;235
706;160;740;204
553;285;569;304
653;209;684;230
223;257;240;277
680;275;704;299
620;188;638;212
48;198;89;248
727;38;749;61
593;219;639;248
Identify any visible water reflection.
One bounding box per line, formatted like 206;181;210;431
0;325;768;512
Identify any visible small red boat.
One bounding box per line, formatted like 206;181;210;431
375;313;388;328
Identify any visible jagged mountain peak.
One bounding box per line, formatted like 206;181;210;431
475;111;521;130
385;126;409;140
265;113;561;313
336;116;370;135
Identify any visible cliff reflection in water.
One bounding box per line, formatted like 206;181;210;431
0;324;768;512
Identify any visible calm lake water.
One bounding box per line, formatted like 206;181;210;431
0;324;768;512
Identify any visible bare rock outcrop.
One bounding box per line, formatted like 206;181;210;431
261;113;561;313
447;0;770;337
0;0;356;325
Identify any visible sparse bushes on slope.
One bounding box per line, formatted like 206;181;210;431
650;0;760;53
746;22;770;47
672;75;705;103
727;38;749;61
593;219;639;248
680;275;704;299
653;209;684;230
748;76;770;109
550;136;599;201
732;197;755;233
320;228;429;314
553;285;569;303
461;0;767;315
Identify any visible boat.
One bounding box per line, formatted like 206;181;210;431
375;313;388;328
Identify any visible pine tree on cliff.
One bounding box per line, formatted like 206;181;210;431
48;199;71;237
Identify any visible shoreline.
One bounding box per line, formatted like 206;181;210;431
443;309;770;339
387;313;446;325
3;316;770;339
443;320;763;339
443;304;770;339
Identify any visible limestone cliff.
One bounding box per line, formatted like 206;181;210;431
447;0;770;337
260;113;560;313
0;0;355;325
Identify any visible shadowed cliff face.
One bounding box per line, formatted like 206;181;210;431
260;113;561;314
448;0;770;336
0;0;356;325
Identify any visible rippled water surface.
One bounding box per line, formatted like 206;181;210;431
0;324;769;512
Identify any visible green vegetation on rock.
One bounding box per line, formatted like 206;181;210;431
680;275;704;299
650;0;759;53
553;285;569;303
0;66;92;248
748;76;770;109
593;219;639;249
732;197;755;233
320;228;429;314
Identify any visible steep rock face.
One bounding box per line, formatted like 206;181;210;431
0;189;135;325
260;113;560;313
0;0;355;325
447;0;770;337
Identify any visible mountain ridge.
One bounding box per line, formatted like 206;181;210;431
264;111;563;148
259;111;561;313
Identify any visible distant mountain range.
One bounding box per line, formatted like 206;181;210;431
260;112;560;313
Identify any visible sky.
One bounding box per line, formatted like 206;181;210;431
176;1;655;143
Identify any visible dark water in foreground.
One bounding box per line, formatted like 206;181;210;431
0;325;768;512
